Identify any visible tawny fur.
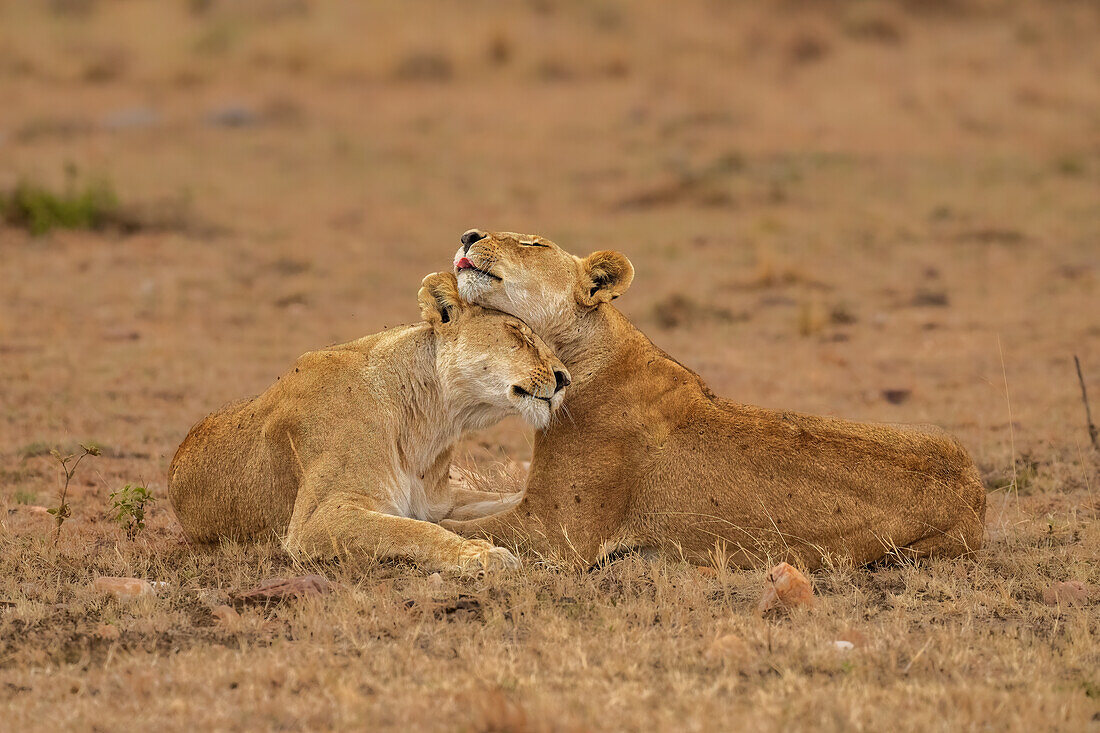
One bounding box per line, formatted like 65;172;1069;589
442;231;987;570
168;272;567;574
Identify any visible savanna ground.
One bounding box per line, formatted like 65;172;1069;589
1;1;1098;730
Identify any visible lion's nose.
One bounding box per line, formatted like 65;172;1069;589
553;368;571;394
461;229;486;253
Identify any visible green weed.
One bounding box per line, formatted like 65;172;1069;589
109;483;158;540
48;443;100;542
1;177;119;236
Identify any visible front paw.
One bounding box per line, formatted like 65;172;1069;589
441;517;481;537
456;539;520;574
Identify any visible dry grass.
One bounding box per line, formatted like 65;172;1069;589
1;486;1098;731
2;0;1100;730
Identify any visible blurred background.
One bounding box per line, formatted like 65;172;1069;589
1;0;1098;499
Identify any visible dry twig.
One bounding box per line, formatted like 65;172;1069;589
1074;355;1098;450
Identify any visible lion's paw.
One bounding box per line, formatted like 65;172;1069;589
456;539;520;574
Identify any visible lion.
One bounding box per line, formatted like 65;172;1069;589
440;230;987;570
168;272;570;573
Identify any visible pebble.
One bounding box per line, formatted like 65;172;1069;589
706;633;749;662
206;104;260;128
212;604;240;627
1042;580;1091;607
94;623;120;640
757;561;815;614
94;576;153;599
101;107;159;131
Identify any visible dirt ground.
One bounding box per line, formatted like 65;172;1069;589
1;1;1098;730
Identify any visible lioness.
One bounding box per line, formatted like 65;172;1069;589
168;272;569;573
441;230;986;569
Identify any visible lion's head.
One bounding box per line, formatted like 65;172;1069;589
452;230;633;344
418;272;570;430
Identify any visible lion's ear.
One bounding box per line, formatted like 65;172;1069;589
418;272;466;325
576;251;634;307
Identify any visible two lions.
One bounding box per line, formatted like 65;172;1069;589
168;273;567;573
169;230;986;574
441;230;986;569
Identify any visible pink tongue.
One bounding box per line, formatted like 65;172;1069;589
455;257;474;270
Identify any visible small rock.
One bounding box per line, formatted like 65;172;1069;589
206;104;260;128
651;293;742;330
101;106;159;132
787;31;830;64
757;562;815;615
94;623;120;640
102;329;141;342
235;574;336;604
427;572;444;590
212;604;240;627
1042;580;1091;607
832;640;854;651
837;628;867;647
882;389;912;405
94;577;153;599
706;633;748;663
393;52;453;81
911;289;950;307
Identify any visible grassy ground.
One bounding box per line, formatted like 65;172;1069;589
1;1;1098;730
2;492;1098;731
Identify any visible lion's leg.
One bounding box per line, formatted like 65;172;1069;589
881;472;986;564
445;488;524;521
891;514;984;563
285;491;518;573
440;507;535;552
442;504;598;567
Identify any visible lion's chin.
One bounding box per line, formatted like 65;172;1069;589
514;398;552;431
456;269;497;302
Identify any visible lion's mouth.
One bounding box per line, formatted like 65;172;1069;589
455;256;502;282
511;385;551;403
509;385;556;429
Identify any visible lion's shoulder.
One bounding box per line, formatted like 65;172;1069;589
285;324;425;385
254;324;432;420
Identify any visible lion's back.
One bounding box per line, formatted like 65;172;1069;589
168;396;286;543
166;331;410;544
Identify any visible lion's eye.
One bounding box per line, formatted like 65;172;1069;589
520;241;549;248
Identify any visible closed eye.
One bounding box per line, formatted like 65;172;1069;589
504;322;538;349
520;241;549;248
